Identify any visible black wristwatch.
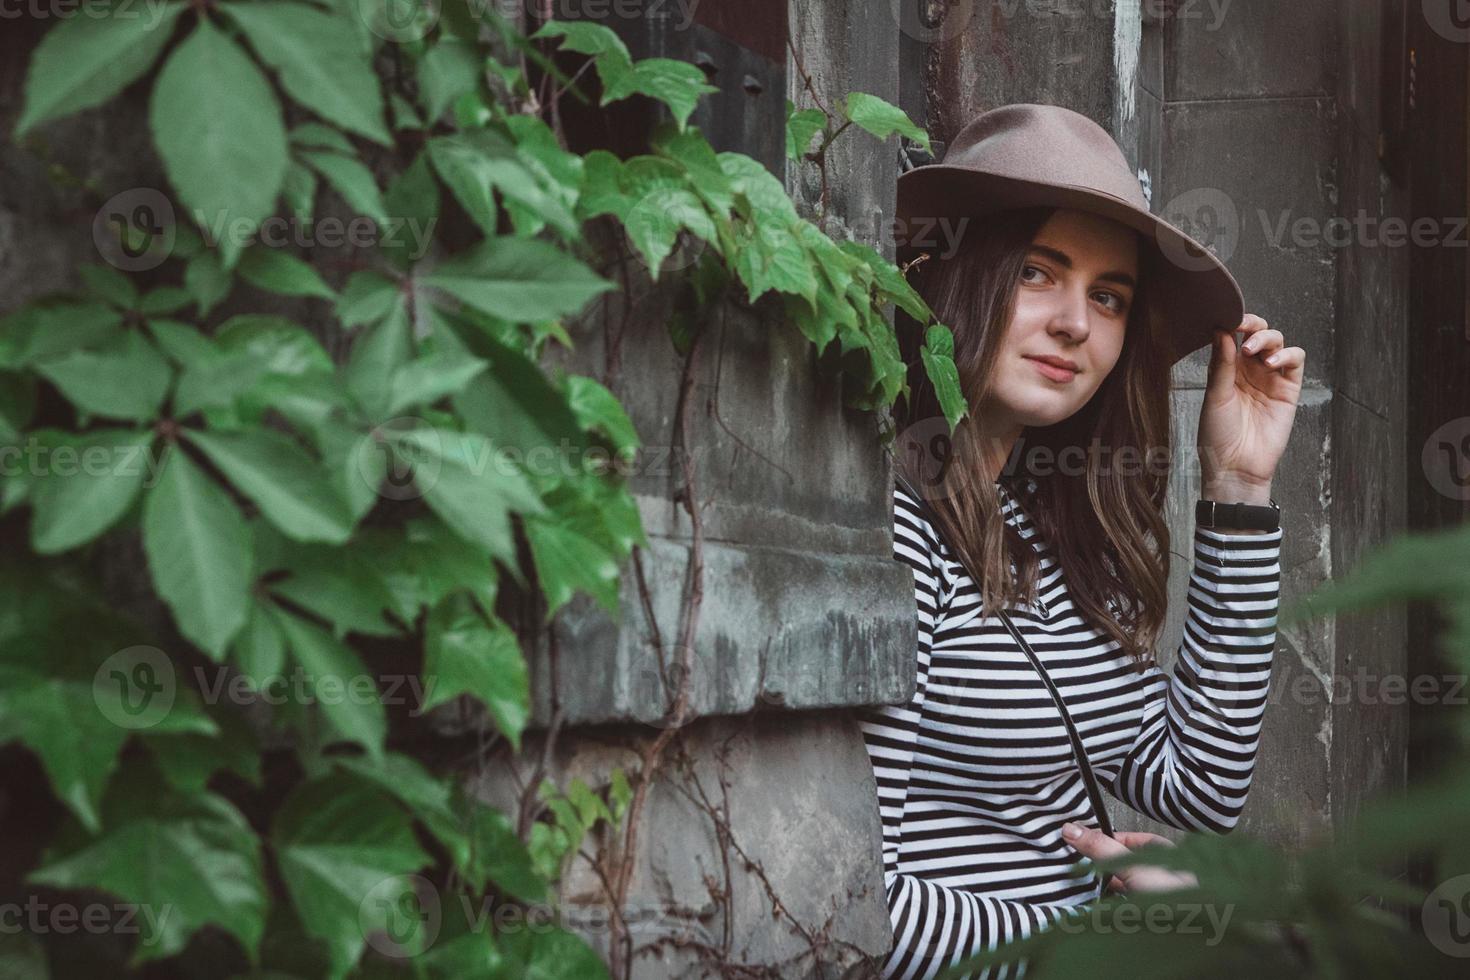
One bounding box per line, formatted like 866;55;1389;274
1196;497;1281;532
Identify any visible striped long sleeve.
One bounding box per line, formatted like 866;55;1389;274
858;480;1284;980
1100;523;1284;832
859;488;1078;980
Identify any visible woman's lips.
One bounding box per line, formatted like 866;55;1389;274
1025;356;1078;383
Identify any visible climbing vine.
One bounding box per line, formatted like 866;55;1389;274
1;2;964;977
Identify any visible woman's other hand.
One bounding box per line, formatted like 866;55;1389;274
1061;822;1198;894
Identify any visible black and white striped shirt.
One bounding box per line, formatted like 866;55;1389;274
859;476;1282;980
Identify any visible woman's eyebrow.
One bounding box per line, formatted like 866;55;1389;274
1027;243;1137;290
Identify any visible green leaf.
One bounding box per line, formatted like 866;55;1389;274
577;149;629;220
336;270;402;329
267;540;400;638
920;323;968;432
333;753;455;824
399;517;499;616
785;101;827;160
603;58;717;132
147;318;217;366
0;300;123;366
0;630;130;832
729;217;818;305
391;91;424;131
0;299;122;367
381;150;439;269
29;429;154;554
139;286;193;315
184;250;234;316
643;139;729;232
389;427;545;559
80;263;139;309
564;375;640;458
423;597;528;747
289;121;356;155
142;445;254;658
186;427;356;543
842;92;930;150
14;1;186;137
428;130;578;239
387;350;488;415
272;774;430;979
419;237;614;323
345;297;412;421
843;239;932;320
525;508;622;619
223;1;390;145
328;754;512;900
270;607;387;757
237;246;337;300
218;314;335;375
146;707;261;792
621;185;717;279
232;599;287;690
446;327;588;458
718;151;799;220
282;159;318;225
301;149;390;226
461;803;546;902
30;762;268;963
496;927;611;980
150;20;289;268
418;38;482;121
505;113;585;217
531;18;630;57
35;331;171;422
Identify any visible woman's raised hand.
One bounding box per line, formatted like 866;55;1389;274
1197;313;1305;504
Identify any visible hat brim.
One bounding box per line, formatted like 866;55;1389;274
896;166;1244;364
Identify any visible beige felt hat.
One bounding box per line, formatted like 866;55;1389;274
895;103;1244;363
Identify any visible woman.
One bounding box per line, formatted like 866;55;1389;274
861;104;1303;979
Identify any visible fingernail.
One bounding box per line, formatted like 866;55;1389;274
1242;339;1258;353
1061;822;1082;840
1266;352;1280;365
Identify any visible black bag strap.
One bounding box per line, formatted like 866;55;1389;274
893;471;1114;838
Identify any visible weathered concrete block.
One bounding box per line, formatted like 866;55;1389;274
470;708;892;978
1162;96;1338;391
1163;0;1334;101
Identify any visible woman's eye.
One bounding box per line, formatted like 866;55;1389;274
1020;264;1046;283
1094;291;1127;314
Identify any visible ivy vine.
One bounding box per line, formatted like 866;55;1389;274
1;2;965;977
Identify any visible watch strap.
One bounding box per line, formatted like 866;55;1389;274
1195;497;1281;532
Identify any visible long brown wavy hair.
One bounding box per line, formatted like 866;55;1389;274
893;206;1175;666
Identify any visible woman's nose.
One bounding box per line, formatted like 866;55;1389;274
1046;287;1091;344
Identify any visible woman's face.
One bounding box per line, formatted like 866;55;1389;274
978;208;1139;430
